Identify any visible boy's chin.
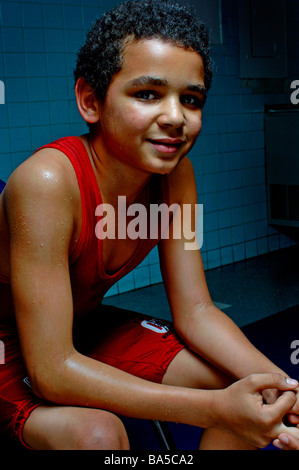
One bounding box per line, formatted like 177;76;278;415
151;155;186;175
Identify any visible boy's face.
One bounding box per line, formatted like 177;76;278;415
96;38;205;175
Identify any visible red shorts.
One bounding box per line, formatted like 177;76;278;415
0;305;185;449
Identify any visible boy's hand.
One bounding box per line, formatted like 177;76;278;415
263;385;299;425
286;387;299;425
273;426;299;450
214;374;298;448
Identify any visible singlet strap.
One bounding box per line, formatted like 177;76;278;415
36;136;102;265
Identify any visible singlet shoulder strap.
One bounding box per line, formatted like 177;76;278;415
36;136;102;264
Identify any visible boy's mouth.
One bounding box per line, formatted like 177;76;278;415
147;138;185;154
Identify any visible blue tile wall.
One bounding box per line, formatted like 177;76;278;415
0;0;298;297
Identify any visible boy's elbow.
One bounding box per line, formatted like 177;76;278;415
30;373;60;402
172;304;211;344
172;317;191;345
29;362;69;403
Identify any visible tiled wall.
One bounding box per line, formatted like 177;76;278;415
0;0;298;297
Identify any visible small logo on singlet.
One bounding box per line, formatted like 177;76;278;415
141;319;168;334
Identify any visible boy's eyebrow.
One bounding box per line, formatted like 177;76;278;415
186;83;207;98
127;76;168;88
127;75;207;96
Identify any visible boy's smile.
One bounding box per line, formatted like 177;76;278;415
94;38;206;175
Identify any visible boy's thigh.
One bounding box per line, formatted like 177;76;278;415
75;305;231;389
75;306;185;384
162;347;232;390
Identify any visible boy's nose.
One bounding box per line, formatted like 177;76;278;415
157;97;186;129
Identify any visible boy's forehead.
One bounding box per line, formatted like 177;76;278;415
118;38;205;84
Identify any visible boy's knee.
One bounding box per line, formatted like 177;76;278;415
98;413;130;450
73;411;130;450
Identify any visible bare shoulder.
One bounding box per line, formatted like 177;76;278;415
4;147;80;215
166;156;197;205
4;148;81;251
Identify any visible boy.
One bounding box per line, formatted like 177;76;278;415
0;0;298;450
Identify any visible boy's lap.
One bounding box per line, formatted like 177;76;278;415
1;304;231;449
73;304;185;383
0;305;181;447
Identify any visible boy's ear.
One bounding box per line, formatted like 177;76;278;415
75;77;101;124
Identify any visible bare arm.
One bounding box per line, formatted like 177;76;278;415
159;158;287;380
157;158;299;445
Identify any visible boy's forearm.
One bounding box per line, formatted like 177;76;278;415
179;303;287;380
33;349;218;429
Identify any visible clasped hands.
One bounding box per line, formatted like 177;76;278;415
263;380;299;450
217;374;299;449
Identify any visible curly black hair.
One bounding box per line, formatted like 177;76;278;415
74;0;213;102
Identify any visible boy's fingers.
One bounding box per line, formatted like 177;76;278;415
247;374;298;393
274;433;299;450
287;414;299;425
290;394;299;414
268;391;297;420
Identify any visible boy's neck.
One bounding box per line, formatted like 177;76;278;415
82;134;152;206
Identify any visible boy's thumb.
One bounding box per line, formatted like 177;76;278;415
248;373;298;392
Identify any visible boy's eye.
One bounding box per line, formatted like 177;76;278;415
134;90;157;101
181;95;204;108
